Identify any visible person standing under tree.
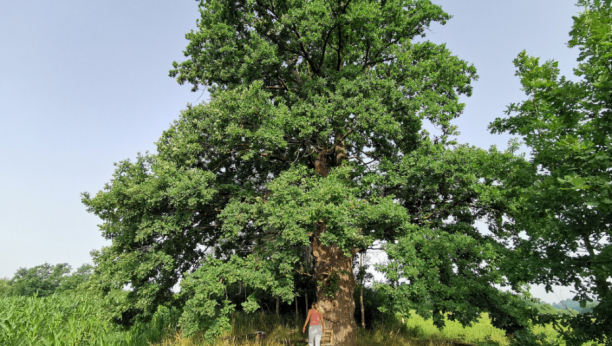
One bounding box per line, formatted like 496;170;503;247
302;302;325;346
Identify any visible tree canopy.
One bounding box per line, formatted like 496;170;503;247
490;1;612;344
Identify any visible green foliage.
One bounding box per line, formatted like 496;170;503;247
11;263;71;297
318;270;341;299
404;311;510;345
83;0;539;340
82;153;217;326
0;292;179;346
489;1;612;344
0;278;12;298
404;309;567;346
6;263;94;297
374;142;534;335
531;302;563;316
353;284;393;327
178;255;292;338
58;263;94;293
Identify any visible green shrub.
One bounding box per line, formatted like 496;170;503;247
0;278;12;297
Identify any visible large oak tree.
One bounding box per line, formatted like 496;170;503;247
83;0;533;344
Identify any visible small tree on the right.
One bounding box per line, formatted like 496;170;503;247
490;1;612;344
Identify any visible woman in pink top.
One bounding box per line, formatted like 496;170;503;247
302;302;325;346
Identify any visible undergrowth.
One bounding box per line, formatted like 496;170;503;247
152;312;564;346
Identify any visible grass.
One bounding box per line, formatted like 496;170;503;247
153;313;438;346
403;312;509;345
152;312;559;346
153;311;572;346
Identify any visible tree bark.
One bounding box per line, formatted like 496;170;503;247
276;296;280;315
311;146;356;345
305;293;308;317
314;152;330;177
360;252;365;329
312;221;357;346
583;235;610;297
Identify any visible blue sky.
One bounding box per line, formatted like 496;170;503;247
0;0;581;303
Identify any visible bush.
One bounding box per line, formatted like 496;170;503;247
10;263;71;297
354;284;394;328
0;278;12;297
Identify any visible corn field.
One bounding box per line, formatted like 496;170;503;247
0;293;180;346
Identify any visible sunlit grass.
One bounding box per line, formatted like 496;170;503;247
403;312;509;345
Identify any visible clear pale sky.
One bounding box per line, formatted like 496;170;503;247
0;1;581;303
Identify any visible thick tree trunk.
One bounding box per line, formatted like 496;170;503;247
312;222;357;346
276;296;280;315
311;146;356;345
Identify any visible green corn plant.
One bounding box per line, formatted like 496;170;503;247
0;293;179;346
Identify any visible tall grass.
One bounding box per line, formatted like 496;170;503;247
153;313;416;346
154;312;568;346
153;312;506;346
403;311;574;346
155;313;305;346
0;293;179;346
403;312;509;345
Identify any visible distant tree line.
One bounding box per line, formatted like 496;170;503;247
551;299;598;314
0;260;593;323
0;263;93;297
